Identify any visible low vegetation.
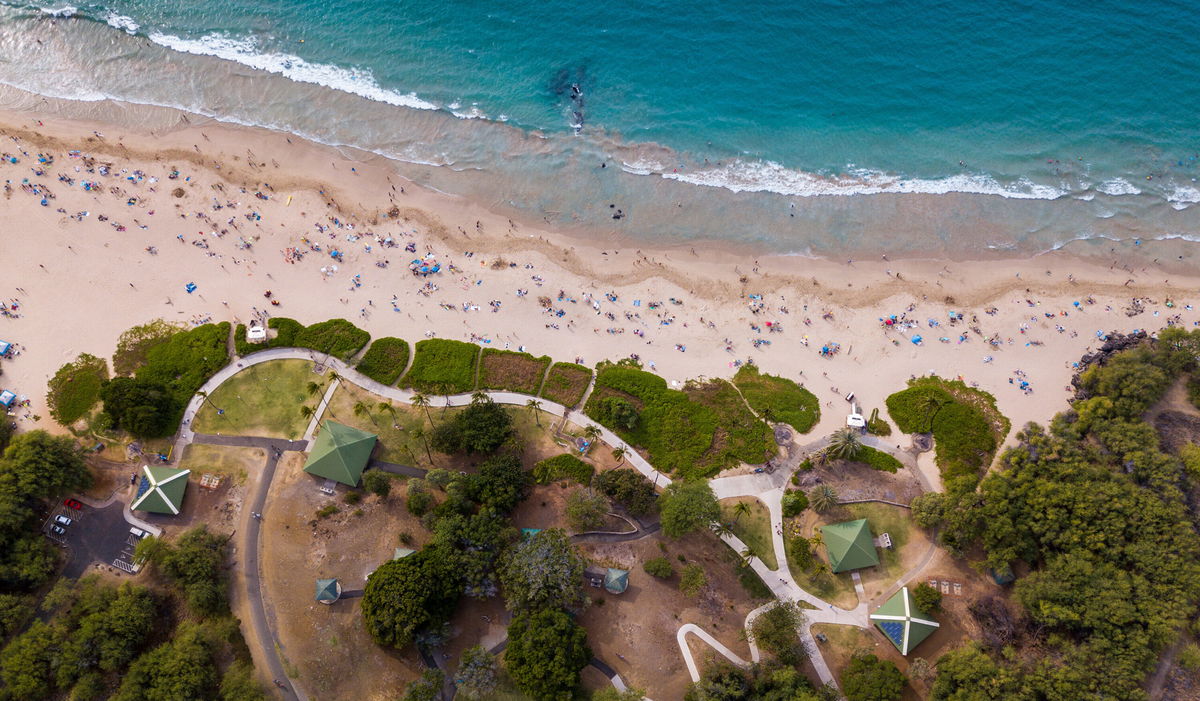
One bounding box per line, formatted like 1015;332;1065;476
539;361;592;407
402;339;479;394
532;453;594;484
856;445;902;473
294;318;371;360
431;397;514;454
593;468;659;516
585;362;771;478
46;353;108;425
477;348;550;394
732;364;821;433
886;376;1008;485
356;337;411;385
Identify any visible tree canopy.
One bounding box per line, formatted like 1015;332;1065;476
500;529;585;611
504;608;591;701
841;652;905;701
431;400;514;454
361;549;462;648
660;481;719;537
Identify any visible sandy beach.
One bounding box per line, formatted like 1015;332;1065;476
1;104;1198;453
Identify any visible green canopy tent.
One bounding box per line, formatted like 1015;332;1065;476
870;586;940;655
820;518;879;573
315;578;342;604
303;421;378;487
130;465;190;515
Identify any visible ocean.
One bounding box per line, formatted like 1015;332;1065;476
0;0;1198;257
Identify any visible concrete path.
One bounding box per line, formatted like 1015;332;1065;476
369;459;426;478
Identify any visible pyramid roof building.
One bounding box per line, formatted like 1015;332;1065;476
130;465;190;515
303;421;377;486
820;518;879;573
870;586;940;655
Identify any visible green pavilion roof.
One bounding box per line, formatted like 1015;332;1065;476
303;421;377;486
871;586;940;655
315;578;341;602
130;465;190;515
820;518;879;573
604;568;629;594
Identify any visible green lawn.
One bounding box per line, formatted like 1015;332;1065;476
732;364;821;433
192;359;326;439
720;497;778;570
402;339;479;394
842;502;913;583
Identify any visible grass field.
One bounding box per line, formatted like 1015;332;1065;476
46;353;109;425
720;497;778;570
732;364;820;433
842;502;913;584
177;443;266;486
402;339;479;394
540;362;592;407
192;359;325;439
478;349;551;393
684;379;775;468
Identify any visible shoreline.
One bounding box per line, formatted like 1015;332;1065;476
1;103;1199;452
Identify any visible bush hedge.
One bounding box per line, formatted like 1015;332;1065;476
46;354;109;425
856;445;902;473
732;364;821;433
402;339;480;394
540;362;592;407
357;337;411;385
294;319;370;360
532;454;594;485
233;324;257;356
266;317;304;347
886;377;1008;483
477;349;551;394
134;322;230;424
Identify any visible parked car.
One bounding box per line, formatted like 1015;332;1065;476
63;498;82;510
50;525;65;536
53;515;72;527
129;527;146;539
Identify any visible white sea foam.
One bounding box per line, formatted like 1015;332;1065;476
1096;178;1141;196
145;32;439;111
619;158;666;176
38;5;75;17
104;11;138;34
1167;184;1200;205
646;159;1066;200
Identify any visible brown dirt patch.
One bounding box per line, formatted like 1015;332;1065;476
478;350;550;394
541;363;592;407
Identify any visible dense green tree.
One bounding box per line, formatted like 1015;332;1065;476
593;468;658;516
431;401;514;454
0;619;59;700
405;479;434;516
0;593;33;638
930;643;1030;700
470;454;529;513
911;582;942;612
500;529;584;611
136;527;229;617
362;470;391;498
643;556;674;578
113;624;218;701
1078;348;1171;417
565;488;609;532
99;377;175;438
748;601;807;665
400;668;444;701
0;430;92;499
432;507;515;599
781;489;809;517
56;584;156;688
0;536;58;589
456;645;498;699
504;608;591;701
594;396;640;430
219;660;266;701
361;549;462;648
841;652;905;701
685;660;824;701
660;481;719;537
909;492;945;530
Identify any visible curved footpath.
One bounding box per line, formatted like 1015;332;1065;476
170;346;935;698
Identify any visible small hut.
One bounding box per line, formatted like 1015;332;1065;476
315;578;342;604
603;568;629;594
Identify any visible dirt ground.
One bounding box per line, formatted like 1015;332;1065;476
575;528;770;699
260;452;429;701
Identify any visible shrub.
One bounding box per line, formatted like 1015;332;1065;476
866;408;891;436
532;454;594;484
732;364;821;432
857;445;902;473
343;491;362;505
403;339;479;394
477;349;550;393
781;489;809;517
266;317;303;347
1179;643;1200;672
886;377;1007;485
593;468;658;516
593;396;639;430
748;601;807;665
316;504;339;519
356;337;410;385
47;354;109;425
112;320;177;375
540;362;592;407
135;322;230;408
912;582;942;612
643;557;674;578
100;377;175;438
679;564;707;596
294;319;370;360
406;490;433;517
910;492;945;529
363;470;392;498
841;652;905;701
565;488;609;531
660;481;719;537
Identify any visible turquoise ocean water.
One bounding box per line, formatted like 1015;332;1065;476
0;0;1199;256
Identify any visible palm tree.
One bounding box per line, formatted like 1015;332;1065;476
377;401;398;427
196;390;222;413
826;428;863;461
471;390;490;405
611;445;628;465
525;399;544;427
732;501;752;524
411;393;432;425
711;523;734;539
583;424;601;442
810;484;839;513
353;400;377;427
299;405;316;422
306;381;322;398
327;370;342;384
739;547;756;567
411;427;434;465
916;393;947;432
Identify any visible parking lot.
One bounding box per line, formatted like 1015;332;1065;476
45;499;148;578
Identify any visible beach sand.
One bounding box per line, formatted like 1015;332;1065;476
1;105;1197;454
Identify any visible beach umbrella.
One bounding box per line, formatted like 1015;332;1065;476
911;335;923;345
